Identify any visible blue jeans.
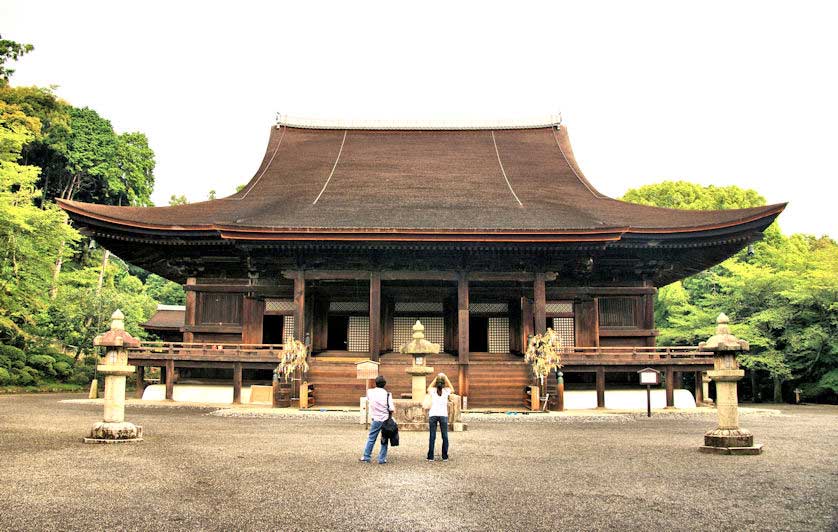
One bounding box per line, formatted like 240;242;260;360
363;420;388;463
428;416;449;460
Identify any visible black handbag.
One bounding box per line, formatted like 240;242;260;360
381;392;399;447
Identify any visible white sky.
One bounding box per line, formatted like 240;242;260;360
4;0;837;237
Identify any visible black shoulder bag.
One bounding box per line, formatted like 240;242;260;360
381;392;399;447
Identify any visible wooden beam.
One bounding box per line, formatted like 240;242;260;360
182;324;244;334
596;367;605;408
369;272;381;361
183;277;197;343
457;274;469;364
283;270;558;282
665;366;674;408
551;286;657;297
165;359;175;400
293;272;305;343
534;272;547;334
233;362;242;404
599;329;659;337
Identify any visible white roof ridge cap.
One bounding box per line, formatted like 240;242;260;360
275;116;562;130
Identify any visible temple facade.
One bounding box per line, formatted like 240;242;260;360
59;120;784;408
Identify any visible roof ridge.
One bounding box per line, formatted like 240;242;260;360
276;116;561;131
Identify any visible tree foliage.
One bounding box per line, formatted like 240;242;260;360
622;181;838;402
0;38;174;389
0;36;34;85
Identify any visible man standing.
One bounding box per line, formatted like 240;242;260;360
360;375;395;464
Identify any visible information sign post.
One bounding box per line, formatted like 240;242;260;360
638;368;661;417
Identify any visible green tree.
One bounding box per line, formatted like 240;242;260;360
622;181;838;402
0;36;34;85
0;99;78;343
169;194;188;206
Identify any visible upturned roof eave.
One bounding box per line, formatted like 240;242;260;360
58;198;785;244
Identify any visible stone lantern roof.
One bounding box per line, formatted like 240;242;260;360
94;310;140;349
699;313;749;352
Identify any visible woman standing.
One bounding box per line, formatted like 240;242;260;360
427;372;454;462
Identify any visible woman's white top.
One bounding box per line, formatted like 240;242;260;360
428;387;451;417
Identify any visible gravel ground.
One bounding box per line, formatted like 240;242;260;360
1;394;835;531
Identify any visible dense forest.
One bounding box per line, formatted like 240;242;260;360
0;37;183;390
0;38;835;401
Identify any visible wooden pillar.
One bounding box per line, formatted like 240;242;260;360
457;274;469;364
165;359;174;400
382;296;394;352
534;272;547;334
293;272;305;343
520;296;533;349
458;364;469;401
694;370;704;405
135;365;146;399
644;289;656;347
596;367;605;409
665;366;675;408
457;274;469;399
369;272;381;361
233;362;242;404
183;277;197;343
443;296;456;353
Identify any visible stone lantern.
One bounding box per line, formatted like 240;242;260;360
84;310;143;444
399;320;439;401
698;313;762;455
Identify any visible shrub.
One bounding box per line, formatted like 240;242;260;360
53;361;72;378
26;355;57;377
0;355;10;369
0;345;25;364
0;367;11;385
69;365;95;386
11;367;35;386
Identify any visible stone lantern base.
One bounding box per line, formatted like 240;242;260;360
83;421;144;444
700;428;762;455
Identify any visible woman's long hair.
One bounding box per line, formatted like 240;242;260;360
436;376;445;396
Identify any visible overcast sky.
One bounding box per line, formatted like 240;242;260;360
4;1;836;237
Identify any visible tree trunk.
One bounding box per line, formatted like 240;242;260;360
50;179;79;299
750;369;761;403
96;250;110;295
50;239;66;299
773;375;783;403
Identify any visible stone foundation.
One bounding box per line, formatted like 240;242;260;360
700;427;762;455
83;421;143;444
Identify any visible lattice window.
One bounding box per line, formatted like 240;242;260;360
552;317;575;348
265;299;294;313
488;317;510;353
546;302;573;314
282;316;295;343
393;317;444;349
394;302;443;313
599;297;637;327
347;316;369;352
469;302;508;314
329;301;369;313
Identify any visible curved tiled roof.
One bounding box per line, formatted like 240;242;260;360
58;125;784;240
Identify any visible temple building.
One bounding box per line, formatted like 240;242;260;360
59;119;785;408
